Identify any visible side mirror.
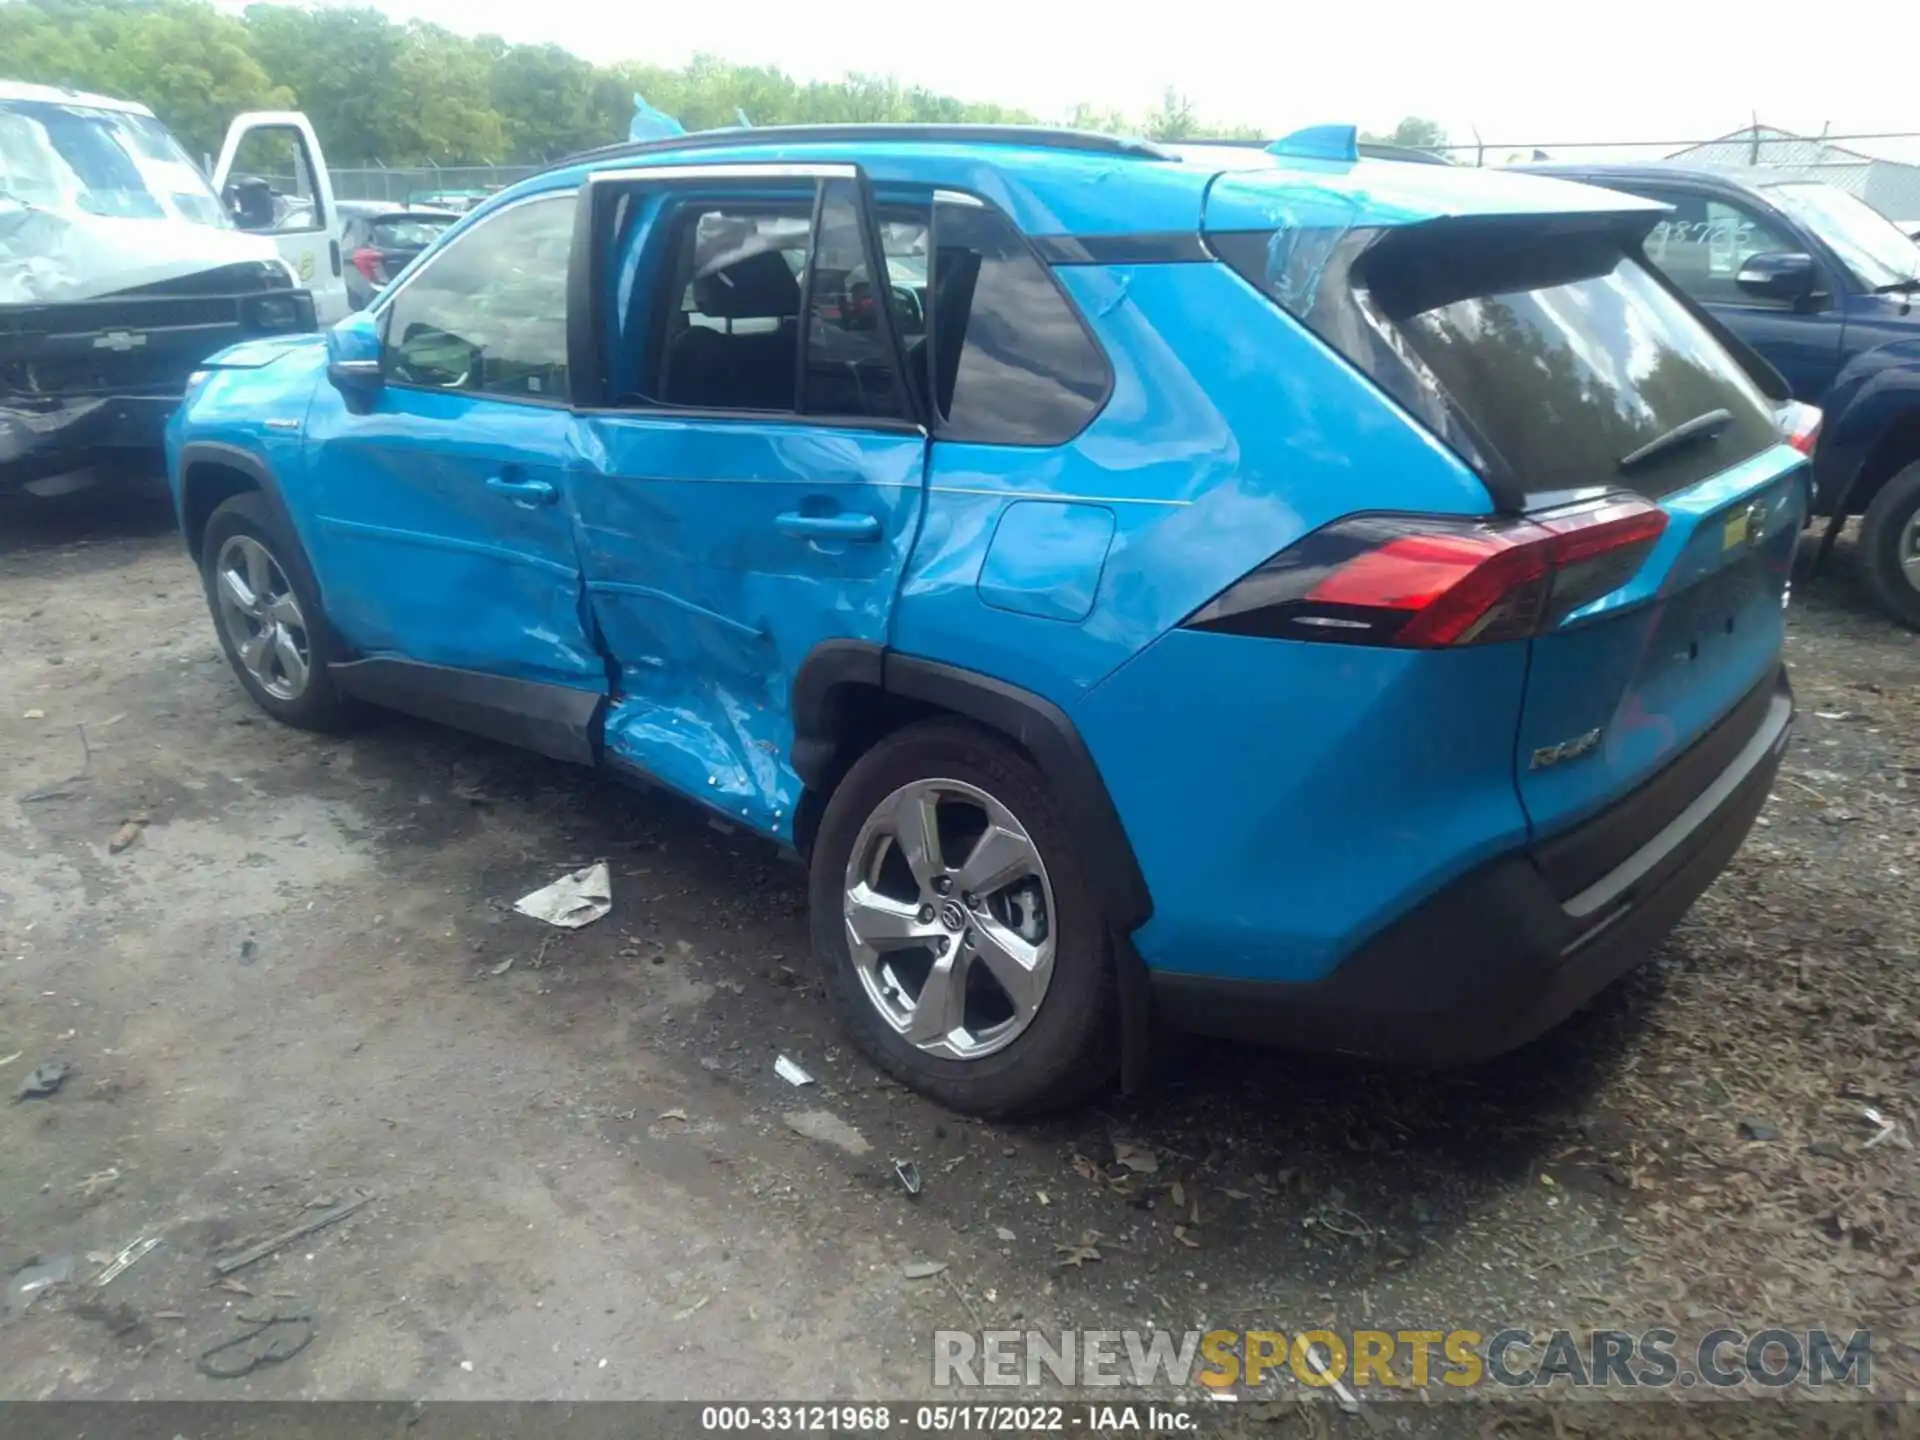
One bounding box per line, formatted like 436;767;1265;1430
326;312;383;397
1736;251;1819;302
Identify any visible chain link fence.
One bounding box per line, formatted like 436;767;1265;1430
328;164;541;204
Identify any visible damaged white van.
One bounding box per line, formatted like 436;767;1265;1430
1;82;342;497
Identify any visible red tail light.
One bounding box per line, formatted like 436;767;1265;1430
1184;494;1668;648
350;247;387;283
1778;400;1821;456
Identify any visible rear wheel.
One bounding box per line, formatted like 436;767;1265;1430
201;491;357;731
809;719;1117;1116
1859;460;1920;631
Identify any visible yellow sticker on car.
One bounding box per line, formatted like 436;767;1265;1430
1722;508;1751;551
298;251;315;280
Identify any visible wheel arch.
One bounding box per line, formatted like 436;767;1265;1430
177;442;297;566
790;643;1151;933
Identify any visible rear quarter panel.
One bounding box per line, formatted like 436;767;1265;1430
893;260;1497;706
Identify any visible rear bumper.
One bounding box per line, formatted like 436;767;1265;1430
1151;665;1793;1063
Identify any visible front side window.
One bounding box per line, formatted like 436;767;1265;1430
222;124;326;235
1642;191;1798;305
383;192;573;401
1764;182;1919;291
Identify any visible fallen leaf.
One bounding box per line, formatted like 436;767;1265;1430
487;957;515;977
1113;1141;1159;1175
1036;1190;1050;1206
1170;1181;1186;1208
23;709;44;719
994;1227;1015;1242
215;1277;253;1296
902;1260;948;1280
1053;1231;1103;1269
658;1108;689;1123
1174;1225;1201;1249
107;818;147;854
1071;1153;1104;1184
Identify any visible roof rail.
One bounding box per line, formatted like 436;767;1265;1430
551;123;1174;172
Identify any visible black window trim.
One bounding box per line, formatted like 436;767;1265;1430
567;160;929;435
375;187;579;410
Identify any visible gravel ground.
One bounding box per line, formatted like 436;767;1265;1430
0;493;1914;1433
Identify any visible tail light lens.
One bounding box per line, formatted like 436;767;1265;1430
1777;400;1821;456
350;248;387;284
1184;494;1668;648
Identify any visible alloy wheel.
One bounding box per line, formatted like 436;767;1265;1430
1900;508;1920;592
214;534;312;702
842;777;1057;1060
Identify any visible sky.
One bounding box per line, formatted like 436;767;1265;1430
221;0;1920;164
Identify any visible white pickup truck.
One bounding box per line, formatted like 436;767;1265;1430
1;81;343;495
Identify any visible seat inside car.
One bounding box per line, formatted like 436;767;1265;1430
660;249;801;410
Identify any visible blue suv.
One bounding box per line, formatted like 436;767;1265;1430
166;125;1803;1115
1527;162;1920;626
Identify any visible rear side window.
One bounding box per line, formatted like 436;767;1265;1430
382;193;573;402
877;196;1109;445
1216;220;1779;502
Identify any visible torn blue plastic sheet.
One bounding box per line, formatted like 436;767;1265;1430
629;94;686;142
1266;124;1359;165
1259;186;1366;313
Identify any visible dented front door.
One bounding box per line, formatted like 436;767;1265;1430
570;167;927;840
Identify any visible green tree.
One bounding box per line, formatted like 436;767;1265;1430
1362;116;1449;152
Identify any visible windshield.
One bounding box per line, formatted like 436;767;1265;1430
0;99;227;228
1764;182;1918;289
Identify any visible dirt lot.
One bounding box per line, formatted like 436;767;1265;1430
1;493;1915;1425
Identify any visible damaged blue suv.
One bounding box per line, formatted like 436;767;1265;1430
167;124;1803;1115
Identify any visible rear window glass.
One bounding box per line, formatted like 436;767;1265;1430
1218;223;1779;501
370;215;455;249
1378;232;1779;497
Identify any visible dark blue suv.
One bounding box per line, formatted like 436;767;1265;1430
1529;163;1920;625
167;126;1803;1114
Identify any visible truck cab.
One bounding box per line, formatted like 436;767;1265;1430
1525;161;1920;626
0;83;340;497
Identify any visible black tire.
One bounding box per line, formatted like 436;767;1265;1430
808;718;1118;1117
1860;460;1920;631
200;491;358;731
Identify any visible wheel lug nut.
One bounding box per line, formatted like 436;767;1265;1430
933;875;952;895
936;937;950;955
963;892;978;909
917;904;935;924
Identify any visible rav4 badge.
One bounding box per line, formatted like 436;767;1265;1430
1530;727;1603;770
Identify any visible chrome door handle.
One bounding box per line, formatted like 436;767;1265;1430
774;511;880;542
486;474;557;506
